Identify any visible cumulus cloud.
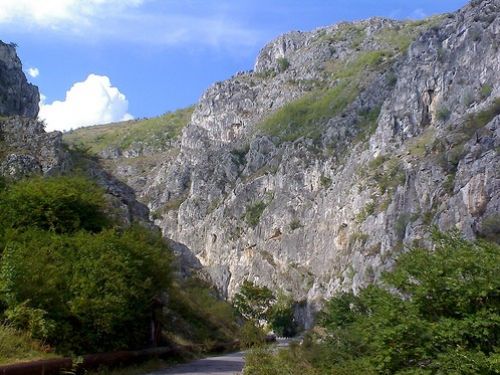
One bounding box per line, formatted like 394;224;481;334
27;67;39;78
39;74;133;132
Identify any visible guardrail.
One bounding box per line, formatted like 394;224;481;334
0;340;240;375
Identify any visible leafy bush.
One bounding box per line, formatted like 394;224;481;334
233;281;275;323
246;233;500;374
268;293;297;337
245;201;267;227
0;176;108;234
240;321;266;349
277;58;290;72
0;226;171;353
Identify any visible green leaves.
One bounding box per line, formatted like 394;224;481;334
0;176;108;234
233;280;275;323
247;234;500;374
0;176;172;354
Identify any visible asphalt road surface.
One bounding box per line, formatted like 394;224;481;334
145;351;245;375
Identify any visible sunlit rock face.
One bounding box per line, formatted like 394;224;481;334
67;1;500;326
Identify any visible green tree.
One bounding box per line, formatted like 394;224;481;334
0;176;108;234
0;226;171;353
233;281;275;323
245;233;500;374
269;292;297;337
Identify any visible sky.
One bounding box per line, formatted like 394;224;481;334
0;0;469;132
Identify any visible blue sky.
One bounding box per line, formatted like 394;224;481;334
0;0;468;131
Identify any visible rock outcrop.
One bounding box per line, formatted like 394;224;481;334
0;41;39;118
66;1;500;326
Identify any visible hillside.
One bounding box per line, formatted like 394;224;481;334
67;0;500;327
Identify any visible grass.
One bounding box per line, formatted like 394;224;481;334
407;127;436;157
0;323;57;365
255;18;441;145
64;106;194;155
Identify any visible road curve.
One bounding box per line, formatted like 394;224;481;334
145;351;245;375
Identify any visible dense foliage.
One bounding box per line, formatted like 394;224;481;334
233;281;297;337
0;176;172;355
245;233;500;374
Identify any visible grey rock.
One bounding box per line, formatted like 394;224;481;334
0;41;39;118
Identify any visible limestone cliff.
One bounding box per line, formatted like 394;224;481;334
67;0;499;325
0;41;39;118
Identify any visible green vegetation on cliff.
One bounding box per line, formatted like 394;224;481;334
64;106;194;155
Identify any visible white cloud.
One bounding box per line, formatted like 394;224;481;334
27;67;39;78
39;74;133;132
0;0;263;50
0;0;144;28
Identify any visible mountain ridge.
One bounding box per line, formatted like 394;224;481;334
38;0;500;326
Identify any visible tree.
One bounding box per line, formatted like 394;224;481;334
269;291;297;337
233;281;275;324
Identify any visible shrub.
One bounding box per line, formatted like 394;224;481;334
268;293;297;337
0;225;172;354
276;58;290;72
436;106;451;121
245;201;267;227
479;214;500;244
239;321;266;349
233;281;275;323
480;84;493;99
319;174;332;188
289;219;302;231
249;233;500;374
0;176;108;234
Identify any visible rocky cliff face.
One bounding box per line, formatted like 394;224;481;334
68;0;500;325
0;41;39;118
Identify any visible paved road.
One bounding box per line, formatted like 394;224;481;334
145;351;245;375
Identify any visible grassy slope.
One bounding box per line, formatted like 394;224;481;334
63;106;194;155
256;19;441;143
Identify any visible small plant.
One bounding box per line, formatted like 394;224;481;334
276;57;290;72
480;84;493;99
245;201;267;227
436;106;451;121
289;218;302;231
320;174;332;188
